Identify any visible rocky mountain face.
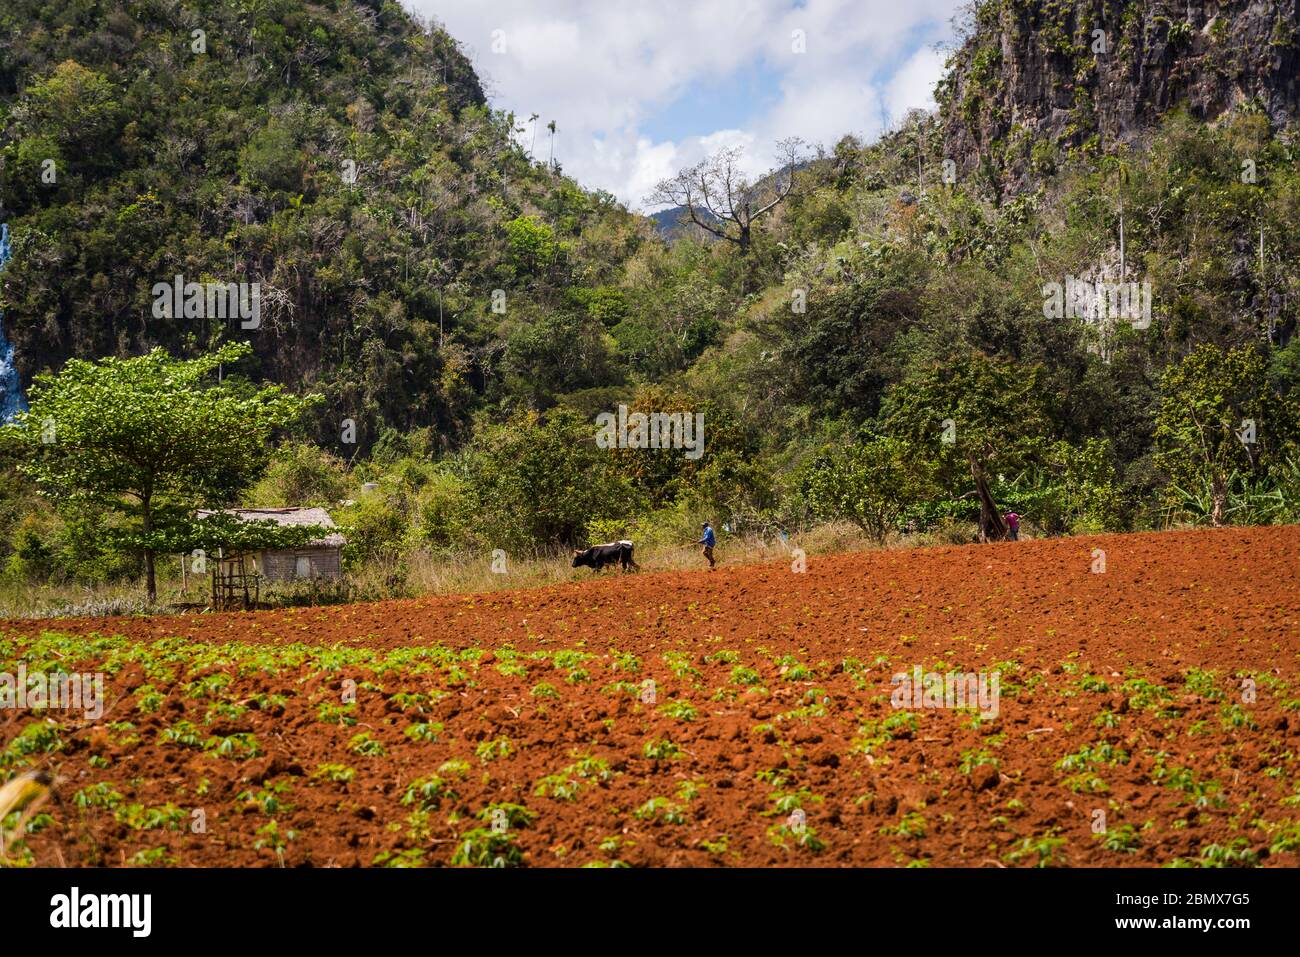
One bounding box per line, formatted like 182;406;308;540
0;0;508;441
939;0;1300;190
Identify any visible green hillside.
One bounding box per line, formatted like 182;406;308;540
1;0;1298;601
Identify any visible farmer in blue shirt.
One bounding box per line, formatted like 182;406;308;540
697;523;717;570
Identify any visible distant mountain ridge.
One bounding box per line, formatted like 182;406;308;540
648;205;720;240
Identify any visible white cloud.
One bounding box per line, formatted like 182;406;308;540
402;0;961;209
883;45;949;127
621;139;680;208
504;20;583;71
759;75;882;149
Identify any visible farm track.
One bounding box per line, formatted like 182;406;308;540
3;525;1299;867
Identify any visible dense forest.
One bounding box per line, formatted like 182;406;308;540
0;0;1298;599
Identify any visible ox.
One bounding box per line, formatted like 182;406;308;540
572;540;639;572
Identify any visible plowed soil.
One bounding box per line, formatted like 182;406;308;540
3;526;1298;867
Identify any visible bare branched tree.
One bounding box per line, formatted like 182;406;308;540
646;137;806;256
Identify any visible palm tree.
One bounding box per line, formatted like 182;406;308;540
1101;154;1131;277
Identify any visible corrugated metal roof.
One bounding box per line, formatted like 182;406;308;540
196;507;346;548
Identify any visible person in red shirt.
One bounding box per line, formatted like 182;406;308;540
1004;512;1020;541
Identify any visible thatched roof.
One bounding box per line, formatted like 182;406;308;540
196;507;346;548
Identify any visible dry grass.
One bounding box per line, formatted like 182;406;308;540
389;521;903;596
0;520;984;620
0;581;176;620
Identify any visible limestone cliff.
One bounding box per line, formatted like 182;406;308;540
939;0;1300;189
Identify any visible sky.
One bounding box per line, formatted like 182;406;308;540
401;1;963;211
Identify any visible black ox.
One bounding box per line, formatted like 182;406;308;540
572;540;639;572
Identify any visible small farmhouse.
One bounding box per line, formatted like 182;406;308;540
196;507;346;582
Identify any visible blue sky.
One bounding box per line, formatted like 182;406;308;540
639;63;783;144
402;1;963;210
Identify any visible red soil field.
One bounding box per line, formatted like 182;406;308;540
3;525;1298;867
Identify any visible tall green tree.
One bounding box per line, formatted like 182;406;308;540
3;342;322;601
1154;344;1300;525
798;436;938;543
775;244;927;421
464;407;636;550
881;352;1054;541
